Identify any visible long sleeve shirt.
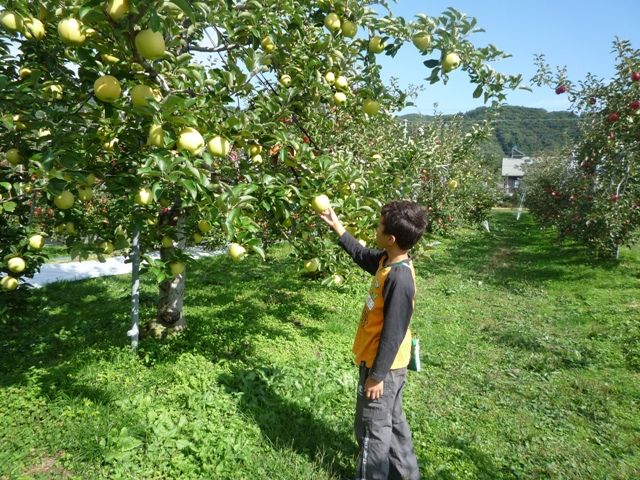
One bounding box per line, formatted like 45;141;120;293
338;232;415;381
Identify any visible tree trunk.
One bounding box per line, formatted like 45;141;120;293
156;269;186;329
146;208;187;338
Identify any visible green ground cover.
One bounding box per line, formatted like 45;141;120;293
1;211;638;479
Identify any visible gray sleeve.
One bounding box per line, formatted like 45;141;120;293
338;231;385;276
369;264;415;381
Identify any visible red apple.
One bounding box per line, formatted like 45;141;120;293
555;85;567;95
629;100;640;111
632;72;640;82
608;112;619;123
611;193;619;203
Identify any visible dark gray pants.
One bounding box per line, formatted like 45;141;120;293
354;364;420;480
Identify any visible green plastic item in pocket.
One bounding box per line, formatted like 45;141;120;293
408;337;421;372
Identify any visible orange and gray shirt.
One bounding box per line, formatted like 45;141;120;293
338;232;415;381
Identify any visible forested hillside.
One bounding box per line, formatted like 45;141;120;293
401;106;580;170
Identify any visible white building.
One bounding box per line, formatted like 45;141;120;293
501;157;534;196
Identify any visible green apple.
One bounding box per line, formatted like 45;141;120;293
177;127;204;155
332;273;344;285
0;275;18;291
341;20;357;38
304;258;320;272
193;232;203;244
99;241;114;254
42;84;63;101
19;67;32;78
102;138;118;151
324;71;336;84
311;194;331;213
135;188;153;205
78;187;93;202
261;36;275;52
363;99;380;116
208;135;231;157
58;18;86;45
7;257;26;273
447;179;458;189
251;154;263;164
334;75;348;90
101;53;120;64
229;243;247;261
333;91;347;104
0;11;22;32
135;29;165;60
197;219;212;233
23;17;45;40
54;190;74;209
324;13;341;33
106;0;129;21
94;75;121;103
279;74;292;87
412;33;432;52
368;36;385;54
169;261;185;276
442;52;461;72
29;234;45;250
248;144;262;157
147;124;164;147
5;148;21;165
65;222;76;235
161;236;174;249
130;84;161;107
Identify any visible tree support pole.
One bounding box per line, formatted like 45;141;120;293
128;222;141;349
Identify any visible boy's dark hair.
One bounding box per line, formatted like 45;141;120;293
381;201;427;250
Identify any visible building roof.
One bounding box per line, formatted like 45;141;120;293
501;157;534;177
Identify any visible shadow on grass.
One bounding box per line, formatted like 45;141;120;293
1;250;353;476
0;277;131;388
219;365;356;479
0;250;336;395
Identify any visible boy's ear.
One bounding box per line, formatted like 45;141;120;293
387;234;397;246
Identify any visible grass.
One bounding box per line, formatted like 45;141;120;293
1;210;639;479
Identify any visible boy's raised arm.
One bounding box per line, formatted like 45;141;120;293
318;207;384;275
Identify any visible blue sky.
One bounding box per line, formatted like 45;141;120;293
377;0;640;115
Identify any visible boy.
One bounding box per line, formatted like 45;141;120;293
319;200;426;480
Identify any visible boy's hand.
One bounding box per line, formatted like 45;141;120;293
364;377;384;400
318;207;346;236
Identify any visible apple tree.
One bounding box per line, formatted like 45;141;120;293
527;39;639;257
1;1;523;336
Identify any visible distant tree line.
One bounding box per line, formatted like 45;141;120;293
401;106;580;170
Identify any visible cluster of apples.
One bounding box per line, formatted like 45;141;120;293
323;12;357;38
0;10;45;41
0;234;46;291
304;194;347;285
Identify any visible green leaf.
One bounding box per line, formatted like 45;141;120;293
184;180;198;200
250;245;266;261
2;201;17;212
148;12;161;31
171;0;197;22
423;59;439;68
473;84;483;99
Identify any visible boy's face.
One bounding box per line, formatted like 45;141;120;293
375;215;394;249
